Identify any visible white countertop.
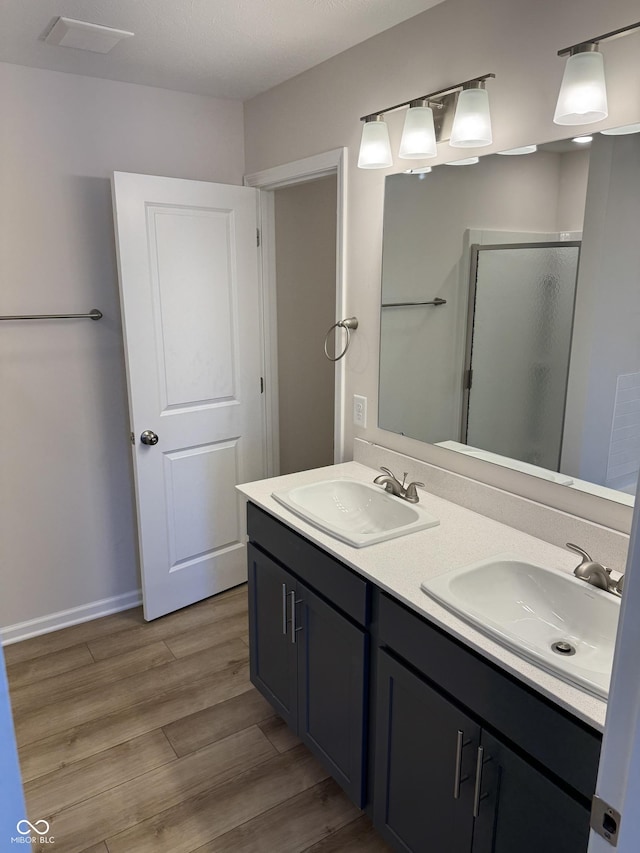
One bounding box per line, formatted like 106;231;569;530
237;461;608;732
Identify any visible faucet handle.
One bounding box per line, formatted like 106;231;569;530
566;542;610;572
404;481;425;503
566;543;592;563
566;543;613;596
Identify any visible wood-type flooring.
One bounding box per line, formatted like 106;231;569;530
5;585;392;853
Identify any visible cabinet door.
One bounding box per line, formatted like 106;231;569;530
374;649;481;853
472;729;590;853
296;581;367;807
247;544;298;729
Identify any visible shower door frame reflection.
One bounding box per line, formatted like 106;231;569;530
462;241;581;472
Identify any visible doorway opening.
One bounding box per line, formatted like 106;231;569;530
245;148;347;477
273;176;337;474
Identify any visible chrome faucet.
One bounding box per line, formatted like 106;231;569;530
566;543;624;596
373;467;425;504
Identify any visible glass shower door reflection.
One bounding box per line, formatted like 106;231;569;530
464;243;580;472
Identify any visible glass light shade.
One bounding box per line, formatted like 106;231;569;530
601;123;640;135
450;87;493;148
553;50;608;125
497;145;538;155
446;157;479;165
357;119;393;169
398;106;437;159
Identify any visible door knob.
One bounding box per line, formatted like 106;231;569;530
140;430;159;446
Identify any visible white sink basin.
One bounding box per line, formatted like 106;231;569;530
421;556;620;698
272;478;439;547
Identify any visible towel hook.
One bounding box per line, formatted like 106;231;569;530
324;317;359;362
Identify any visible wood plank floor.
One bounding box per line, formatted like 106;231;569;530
5;586;392;853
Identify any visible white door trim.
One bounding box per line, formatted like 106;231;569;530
588;475;640;852
244;148;348;474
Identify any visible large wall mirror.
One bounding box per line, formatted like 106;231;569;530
378;130;640;507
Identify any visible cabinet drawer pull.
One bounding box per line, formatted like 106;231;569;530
472;746;484;817
472;746;492;817
290;590;303;643
453;730;464;799
281;583;288;635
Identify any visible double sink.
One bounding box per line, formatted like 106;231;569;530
271;477;620;700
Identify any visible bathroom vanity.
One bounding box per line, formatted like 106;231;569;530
239;462;607;853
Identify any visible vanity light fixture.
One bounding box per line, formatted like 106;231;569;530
358;74;495;169
601;123;640;135
404;165;433;180
399;101;438;159
446;157;479;165
554;20;640;126
497;145;538;155
449;81;492;148
357;116;393;169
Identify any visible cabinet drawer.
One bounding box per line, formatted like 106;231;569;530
247;503;369;625
378;592;601;802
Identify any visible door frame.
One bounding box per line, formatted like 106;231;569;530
244;148;347;475
589;474;640;852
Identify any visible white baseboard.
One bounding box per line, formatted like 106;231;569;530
1;590;142;646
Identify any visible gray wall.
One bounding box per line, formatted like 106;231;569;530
0;61;245;633
244;0;640;530
563;133;640;488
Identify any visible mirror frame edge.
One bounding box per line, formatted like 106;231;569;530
366;426;633;534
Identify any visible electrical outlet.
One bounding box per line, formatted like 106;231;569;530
353;394;367;428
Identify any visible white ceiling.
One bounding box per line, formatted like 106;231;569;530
0;0;446;101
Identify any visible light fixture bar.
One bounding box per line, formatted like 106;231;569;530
557;20;640;56
359;74;495;122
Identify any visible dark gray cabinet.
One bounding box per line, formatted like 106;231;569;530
374;649;481;852
374;649;591;853
376;594;594;853
247;544;297;728
472;730;591;853
246;502;601;853
247;538;367;806
297;580;367;801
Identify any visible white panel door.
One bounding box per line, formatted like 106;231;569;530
112;172;265;620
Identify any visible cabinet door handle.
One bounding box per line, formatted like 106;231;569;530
453;730;465;799
472;746;492;817
281;583;288;635
290;590;302;644
472;746;484;817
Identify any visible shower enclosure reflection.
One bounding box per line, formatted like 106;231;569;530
463;242;580;471
378;132;640;504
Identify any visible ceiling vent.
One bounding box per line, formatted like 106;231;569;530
44;17;134;54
